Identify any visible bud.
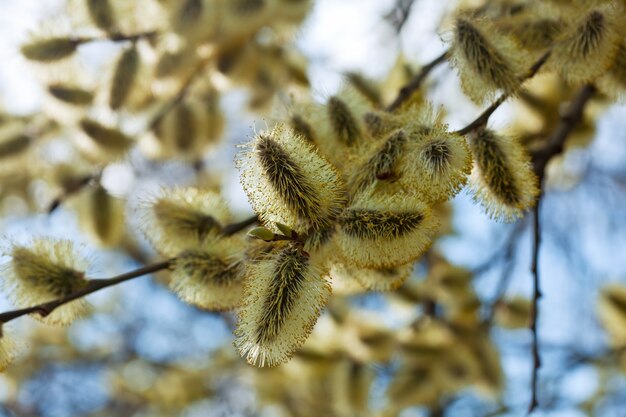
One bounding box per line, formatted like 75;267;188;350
48;84;94;106
140;187;231;256
21;37;80;62
171;237;246;311
0;239;89;325
551;8;621;85
468;129;538;221
248;227;276;242
109;44;139;110
237;124;346;234
235;243;331;367
274;222;295;238
450;17;525;103
336;193;439;269
498;16;565;52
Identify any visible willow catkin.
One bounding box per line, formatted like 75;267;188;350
468;129;538;221
0;326;24;371
237;124;346;235
109;44;139;110
598;39;626;96
551;8;621;85
598;284;626;346
494;296;532;329
235;243;331;367
21;38;80;62
48;84;94;106
170;236;246;311
0;134;32;160
336;193;439;269
498;16;566;52
77;184;125;247
86;0;116;32
329;262;414;292
140;187;231;257
450;17;526;103
78;118;134;159
0;239;90;326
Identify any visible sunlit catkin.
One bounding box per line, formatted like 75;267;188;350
0;239;90;326
238;124;346;234
140;187;231;257
21;37;80;62
598;39;626;96
450;17;525;103
468;129;538;221
235;243;331;367
336;194;438;269
170;237;246;311
109;44;139;110
551;8;621;85
330;262;414;292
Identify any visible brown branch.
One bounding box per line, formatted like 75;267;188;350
526;83;596;415
456;49;552;136
0;215;258;326
386;50;449;112
0;260;173;325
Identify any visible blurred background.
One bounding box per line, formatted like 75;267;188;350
1;0;626;416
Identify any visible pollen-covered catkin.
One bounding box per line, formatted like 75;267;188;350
170;236;246;311
235;243;331;367
468;129;538;221
450;17;526;103
336;193;439;269
329;262;414;292
0;239;90;326
551;8;621;85
109;44;139;110
237;124;346;235
140;187;231;257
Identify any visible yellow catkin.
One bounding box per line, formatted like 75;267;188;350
450;17;526;103
48;84;94;106
598;39;626;97
170;236;246;311
109;44;139;110
0;326;24;372
551;7;622;85
0;239;90;326
349;107;471;204
21;38;80;62
237;124;346;236
598;284;626;347
140;187;232;257
77;184;125;247
336;193;439;269
329;262;414;292
235;243;331;367
86;0;116;32
78;118;134;159
497;16;566;52
468;129;538;221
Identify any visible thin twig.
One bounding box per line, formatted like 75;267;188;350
455;49;552;136
386;50;449;112
526;83;596;415
222;215;259;236
0;260;173;324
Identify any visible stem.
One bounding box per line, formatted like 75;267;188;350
0;260;173;325
222;215;259;236
386;50;449;112
526;83;596;415
455;49;552;136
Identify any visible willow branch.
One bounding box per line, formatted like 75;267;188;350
456;49;552;136
0;214;259;325
386;50;449;112
526;83;596;415
0;260;173;325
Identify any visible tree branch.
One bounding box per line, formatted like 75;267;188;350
386;50;449;112
526;83;596;415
